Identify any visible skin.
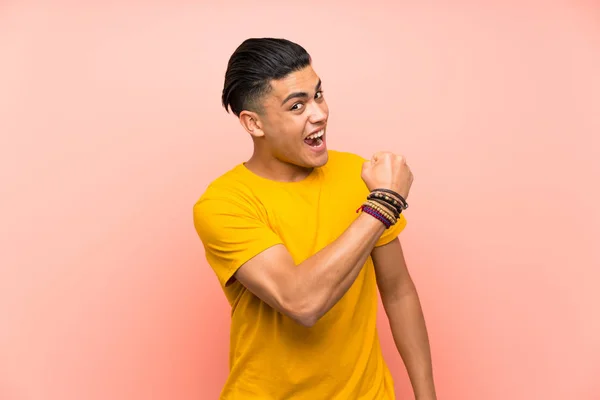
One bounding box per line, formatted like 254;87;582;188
232;64;437;399
373;238;437;400
238;64;329;182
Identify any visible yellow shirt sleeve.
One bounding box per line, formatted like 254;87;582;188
374;212;407;247
193;194;284;288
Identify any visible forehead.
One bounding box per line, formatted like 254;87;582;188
268;66;320;102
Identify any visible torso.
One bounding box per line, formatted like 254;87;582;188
195;150;399;400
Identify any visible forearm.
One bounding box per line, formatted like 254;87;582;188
383;290;436;399
295;212;385;324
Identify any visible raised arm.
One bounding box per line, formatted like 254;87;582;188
234;212;386;327
196;152;413;327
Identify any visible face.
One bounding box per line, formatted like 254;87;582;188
242;65;330;170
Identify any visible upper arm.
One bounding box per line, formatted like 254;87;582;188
371;237;416;302
233;243;300;314
193;195;298;315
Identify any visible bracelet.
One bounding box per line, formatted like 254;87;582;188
356;188;409;229
363;199;398;224
368;197;400;219
356;204;394;229
369;188;408;211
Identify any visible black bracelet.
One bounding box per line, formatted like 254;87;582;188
367;193;403;215
372;188;408;210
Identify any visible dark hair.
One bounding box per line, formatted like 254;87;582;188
221;38;312;117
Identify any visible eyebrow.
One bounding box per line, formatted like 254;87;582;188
281;79;322;106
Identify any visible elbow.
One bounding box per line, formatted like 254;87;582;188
281;298;321;328
381;284;419;308
296;312;319;328
380;278;417;302
275;278;327;327
294;311;319;328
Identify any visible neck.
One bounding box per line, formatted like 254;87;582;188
244;152;313;183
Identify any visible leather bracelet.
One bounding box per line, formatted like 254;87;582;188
371;188;408;210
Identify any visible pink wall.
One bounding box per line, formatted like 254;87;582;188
2;2;599;399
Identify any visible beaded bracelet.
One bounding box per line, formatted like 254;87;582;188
363;199;397;225
368;192;403;215
357;204;393;229
368;197;400;219
356;188;409;229
371;188;408;210
368;190;408;217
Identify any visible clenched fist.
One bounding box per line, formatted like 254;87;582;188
361;151;413;199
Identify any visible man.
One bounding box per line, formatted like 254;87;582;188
193;38;437;400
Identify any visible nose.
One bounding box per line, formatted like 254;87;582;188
308;101;328;124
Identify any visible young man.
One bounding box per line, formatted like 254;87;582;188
193;38;437;400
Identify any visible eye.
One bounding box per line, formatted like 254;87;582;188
315;90;324;99
290;103;304;111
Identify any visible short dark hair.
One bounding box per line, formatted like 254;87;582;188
221;38;312;117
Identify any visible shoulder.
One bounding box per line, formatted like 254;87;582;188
327;149;368;163
197;161;265;200
196;166;245;200
325;150;368;171
191;165;285;289
321;150;371;199
193;164;261;225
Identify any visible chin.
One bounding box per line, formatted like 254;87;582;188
306;150;329;168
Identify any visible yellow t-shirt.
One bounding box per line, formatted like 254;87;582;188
193;150;407;400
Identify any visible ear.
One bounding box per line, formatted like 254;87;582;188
239;110;265;138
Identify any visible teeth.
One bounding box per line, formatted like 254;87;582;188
306;129;324;140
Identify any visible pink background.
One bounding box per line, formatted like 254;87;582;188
2;1;599;399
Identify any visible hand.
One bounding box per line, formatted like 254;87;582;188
361;151;413;199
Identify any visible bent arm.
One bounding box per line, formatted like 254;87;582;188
235;212;385;327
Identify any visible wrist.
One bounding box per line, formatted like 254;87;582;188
358;204;394;229
368;188;408;212
357;188;408;229
355;211;387;234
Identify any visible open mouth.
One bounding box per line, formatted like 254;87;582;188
304;129;325;148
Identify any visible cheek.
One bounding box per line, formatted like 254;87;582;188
281;118;307;140
283;127;304;147
266;116;306;148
